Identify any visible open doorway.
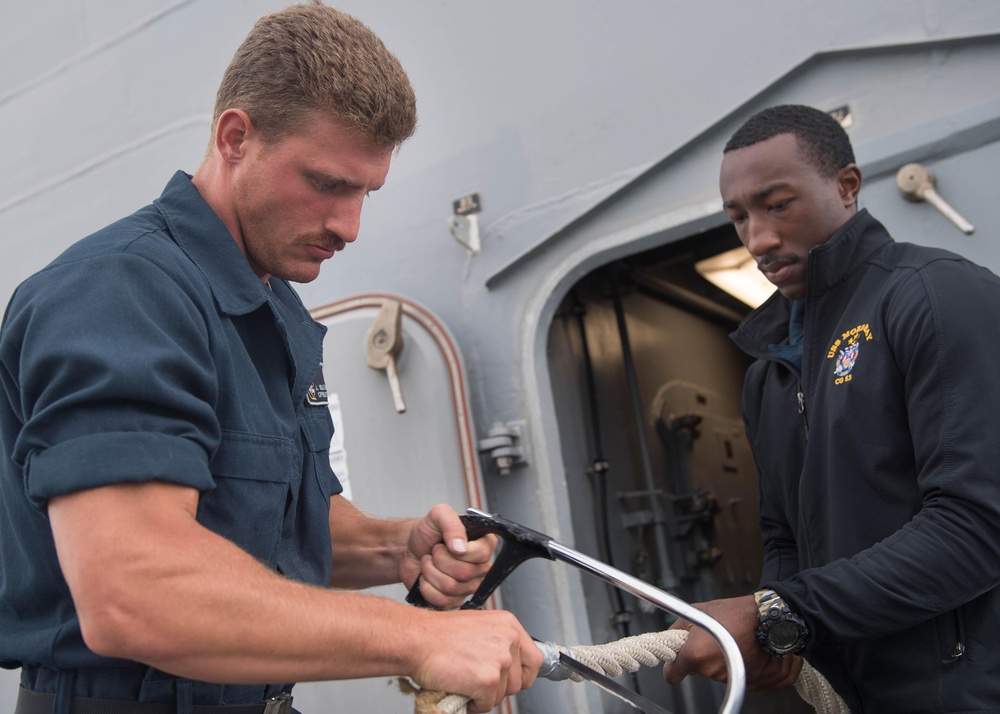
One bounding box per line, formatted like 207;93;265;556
546;223;809;713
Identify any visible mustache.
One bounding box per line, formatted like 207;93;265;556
296;233;346;252
757;253;799;272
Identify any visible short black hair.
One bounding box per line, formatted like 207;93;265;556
724;104;856;178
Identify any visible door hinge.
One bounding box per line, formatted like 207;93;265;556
478;420;528;475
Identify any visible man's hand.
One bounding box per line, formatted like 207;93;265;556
662;595;802;694
400;504;498;609
411;609;542;713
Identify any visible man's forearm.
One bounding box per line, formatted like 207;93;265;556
50;482;433;684
50;482;540;709
773;497;1000;648
327;494;416;588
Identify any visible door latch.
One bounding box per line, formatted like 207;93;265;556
366;300;406;413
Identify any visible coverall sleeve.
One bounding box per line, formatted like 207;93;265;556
2;251;220;509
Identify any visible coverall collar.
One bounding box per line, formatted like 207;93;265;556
153;170;271;317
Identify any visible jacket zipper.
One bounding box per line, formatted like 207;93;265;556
797;385;809;439
945;607;966;662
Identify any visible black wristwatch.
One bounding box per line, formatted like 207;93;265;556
753;588;808;656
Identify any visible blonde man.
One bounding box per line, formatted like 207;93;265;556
0;4;541;713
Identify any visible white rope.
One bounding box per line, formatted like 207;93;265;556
412;628;851;714
564;630;850;714
416;691;469;714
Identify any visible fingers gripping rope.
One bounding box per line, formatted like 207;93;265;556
410;629;850;714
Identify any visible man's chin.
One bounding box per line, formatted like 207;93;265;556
275;264;323;285
777;285;806;301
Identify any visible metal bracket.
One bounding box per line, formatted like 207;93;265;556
616;489;667;530
620;506;666;530
478;420;527;475
449;192;483;254
448;213;481;254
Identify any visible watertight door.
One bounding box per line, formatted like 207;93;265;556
291;293;510;714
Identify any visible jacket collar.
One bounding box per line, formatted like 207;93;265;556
732;209;893;357
805;209;893;298
153;170;270;316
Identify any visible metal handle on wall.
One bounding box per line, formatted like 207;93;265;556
896;163;975;235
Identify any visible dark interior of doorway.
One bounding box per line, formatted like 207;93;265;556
546;223;810;714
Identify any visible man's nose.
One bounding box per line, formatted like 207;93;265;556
743;217;780;258
324;199;363;244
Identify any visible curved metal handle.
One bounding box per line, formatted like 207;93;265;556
407;508;746;713
548;541;746;714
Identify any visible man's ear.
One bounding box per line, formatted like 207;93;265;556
214;109;255;164
838;163;863;208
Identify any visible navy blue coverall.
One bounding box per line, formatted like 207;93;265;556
0;171;341;709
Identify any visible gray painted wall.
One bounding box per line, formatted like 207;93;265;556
4;1;1000;310
4;2;1000;712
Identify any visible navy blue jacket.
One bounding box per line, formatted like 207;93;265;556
0;172;341;707
732;210;1000;713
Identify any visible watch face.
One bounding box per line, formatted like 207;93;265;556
768;621;803;651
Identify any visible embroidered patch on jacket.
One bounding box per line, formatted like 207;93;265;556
306;364;329;406
826;323;873;385
305;382;329;406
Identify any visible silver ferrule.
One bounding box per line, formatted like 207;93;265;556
535;640;572;681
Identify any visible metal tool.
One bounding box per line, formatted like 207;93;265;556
535;639;673;714
406;508;746;714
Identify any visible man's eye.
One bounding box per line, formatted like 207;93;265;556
730;214;747;225
314;179;339;193
769;200;791;212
